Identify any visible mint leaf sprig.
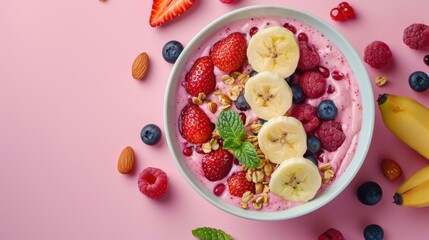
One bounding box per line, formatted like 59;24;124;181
192;227;233;240
217;109;260;168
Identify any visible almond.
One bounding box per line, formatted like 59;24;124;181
381;158;402;181
117;146;135;174
132;52;149;80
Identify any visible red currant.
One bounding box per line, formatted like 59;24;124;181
332;70;344;80
338;1;350;8
195;145;204;154
317;66;330;78
182;146;193;156
327;85;336;94
214;183;226;196
249;27;259;37
297;32;308;42
283;23;297;34
424;55;429;66
239;112;247;124
330;7;347;21
341;6;356;19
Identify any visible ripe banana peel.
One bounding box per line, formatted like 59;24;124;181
394;164;429;207
377;94;429;160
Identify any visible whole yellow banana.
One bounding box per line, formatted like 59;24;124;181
394;164;429;207
377;93;429;159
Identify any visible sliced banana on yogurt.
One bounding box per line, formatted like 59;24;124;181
247;26;300;79
257;116;307;164
269;156;322;202
244;71;292;120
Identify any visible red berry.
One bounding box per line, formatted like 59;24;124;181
289;103;320;133
338;2;350;8
330;7;347;21
220;0;235;3
249;27;259;37
195;145;204;154
227;171;255;197
239;112;247;124
332;70;344;80
214;183;226;196
182;146;193;156
424;55;429;66
179;104;212;144
299;71;326;98
138;167;168;199
316;120;346;152
403;23;429;50
283;23;297;34
297;32;308;42
149;0;195;27
327;85;336;94
317;66;330;78
298;41;320;71
318;228;345;240
341;6;355;19
202;148;234;181
186;56;216;96
363;41;393;69
210;32;247;72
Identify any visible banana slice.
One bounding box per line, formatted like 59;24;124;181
247;26;299;78
244;71;292;120
258;116;307;164
269;157;322;202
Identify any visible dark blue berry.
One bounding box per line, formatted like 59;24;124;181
284;75;293;85
357;181;383;205
409;71;429;92
318;99;338;120
291;84;305;104
141;124;162;145
234;93;251;111
307;135;321;154
258;119;267;125
249;70;258;77
304;153;318;166
162;40;184;63
363;224;384;240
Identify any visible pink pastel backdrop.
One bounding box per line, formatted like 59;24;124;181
1;0;429;239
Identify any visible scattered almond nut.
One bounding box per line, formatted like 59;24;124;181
207;101;218;113
132;52;149;80
381;158;402;181
117;146;135;174
375;76;387;87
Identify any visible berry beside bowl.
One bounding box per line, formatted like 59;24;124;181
164;5;374;220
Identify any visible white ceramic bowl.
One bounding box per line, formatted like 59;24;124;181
164;5;374;220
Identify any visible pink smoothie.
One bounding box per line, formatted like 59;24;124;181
173;17;362;212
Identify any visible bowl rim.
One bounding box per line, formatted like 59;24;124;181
164;4;374;221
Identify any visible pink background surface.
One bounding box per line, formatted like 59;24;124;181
1;0;429;239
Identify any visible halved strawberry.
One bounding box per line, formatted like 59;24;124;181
209;32;247;72
149;0;196;27
186;56;216;97
202;148;234;181
227;171;255;197
179;104;212;144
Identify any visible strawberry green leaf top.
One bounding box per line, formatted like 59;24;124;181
192;227;233;240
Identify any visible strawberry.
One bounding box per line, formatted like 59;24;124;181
149;0;196;27
202;148;234;181
186;56;216;97
209;32;247;72
227;171;255;197
179;104;212;144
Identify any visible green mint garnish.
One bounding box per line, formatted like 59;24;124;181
216;109;260;168
192;227;233;240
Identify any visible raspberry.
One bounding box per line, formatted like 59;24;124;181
297;41;320;71
318;228;345;240
227;171;255;197
363;41;392;69
288;103;320;133
316;120;345;152
403;23;429;49
138;167;168;199
299;71;326;98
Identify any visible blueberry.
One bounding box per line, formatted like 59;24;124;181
304;153;318;166
363;224;384;240
357;181;383;205
307;135;321;154
409;71;429;92
141;124;162;145
284;75;293;85
318;99;338;120
162;40;184;63
234;93;251;111
291;84;305;104
249;70;258;77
